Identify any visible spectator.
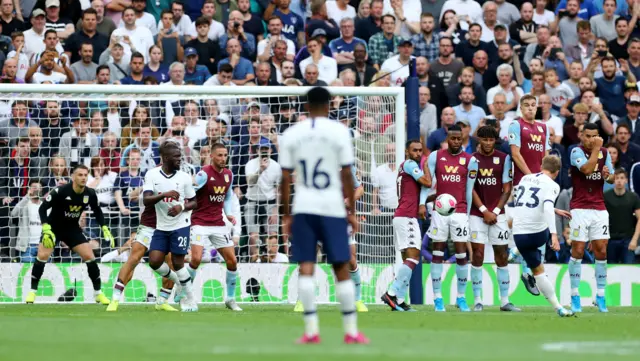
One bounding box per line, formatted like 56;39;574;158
156;9;183;66
263;0;305;48
479;1;502;43
0;0;24;37
111;7;154;63
23;9;59;61
0;100;37;150
368;13;400;69
495;0;520;26
30;28;67;66
157;1;191;37
255;61;278;86
243;140;281;262
456;118;478;153
579;89;614;140
301;63;327;86
343;42;376;86
453;85;486;133
99;130;120;173
357;0;371;19
371;142;398;214
121;106;160;148
594;56;637;119
120;125;161;172
44;0;74;41
142;45;169;82
293;28;332;75
183;100;207;147
75;0;116;38
99;41;129;82
533;0;555;26
609;17;630;60
591;0;619;41
42;155;69;191
455;22;489;67
65;8;109;64
523;25;550;65
1;58;23;83
438;9;468;47
562;102;588;148
618;95;640;143
118;51;144;84
545;68;574;112
280;59;296;82
7;32;28;80
486;93;514;141
419;86;438;139
539;94;564;143
564;20;594;61
0;137;32;208
39;100;70;156
258;17;295;63
509;2;537;45
432;36;464;87
615;123;640;172
185;16;220;75
187;0;225;41
487;64;524;116
11;179;43;262
446;66;487;110
27;126;47;179
426;106;456;151
554;0;581;48
543;35;570;81
204;61;234;85
183;47;211;85
237;0;263;42
70;42;98;83
410;13;440;63
605;168;640;263
59;116;100;167
114;147;144;239
218;38;254;85
305;0;340;43
327;17;366;69
89;110;106;141
219;10;255;60
259;235;289;263
121;0;157;35
299;37;337;84
563;60;584;95
86;156;118;244
326;0;355;24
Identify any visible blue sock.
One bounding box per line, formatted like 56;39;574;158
456;263;469;298
389;264;413;302
226;270;237;300
471;266;482;302
350;267;362;302
595;260;607;297
497;266;510;306
431;262;443;298
568;257;582;296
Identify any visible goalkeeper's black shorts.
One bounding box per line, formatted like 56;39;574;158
41;224;88;250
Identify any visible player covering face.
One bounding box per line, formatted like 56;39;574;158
469;126;519;311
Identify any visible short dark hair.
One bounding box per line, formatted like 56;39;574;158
211;143;227;152
130;52;145;62
439;36;453;45
583;122;599;132
44;29;57;38
161;9;173;18
195;16;209;27
614;168;628;178
80;42;93;50
82;8;97;19
12;100;27;108
96;64;110;75
601;55;616;66
219;63;233;73
381;14;396;23
615;17;629;27
476;125;499;139
307;87;331;109
160;139;181;155
72;164;90;173
171;1;184;10
469;23;482;31
617;123;631;133
447;124;462;133
405;139;421;149
17;136;30;144
29;179;42;187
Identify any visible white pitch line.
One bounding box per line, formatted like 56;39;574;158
541;341;640;356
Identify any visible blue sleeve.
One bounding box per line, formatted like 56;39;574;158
120;146;131;167
351;166;361;188
569;147;588;169
503;155;513;184
328;39;338;54
507;121;521;147
467;157;478;215
427;152;437;179
555;0;567;14
223;173;234;214
545;124;552;152
403;159;424;181
605;151;614;172
419;186;429;205
194;170;208;190
244;34;256;57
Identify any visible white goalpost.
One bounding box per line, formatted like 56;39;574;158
0;84;405;304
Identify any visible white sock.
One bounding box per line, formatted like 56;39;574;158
175;267;194;298
298;275;318;337
101;249;120;262
94;290;103;297
534;273;562;310
335;279;358;337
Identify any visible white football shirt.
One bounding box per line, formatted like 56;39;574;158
511;172;560;235
279;117;355;218
143;167;196;231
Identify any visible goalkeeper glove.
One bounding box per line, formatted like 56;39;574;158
102;226;115;248
41;224;56;249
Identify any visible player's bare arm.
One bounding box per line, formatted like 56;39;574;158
279;169;293;235
510;145;533;175
167;197;196;217
578;136;604;175
142;189;180;206
472;189;497;225
341;165;359;234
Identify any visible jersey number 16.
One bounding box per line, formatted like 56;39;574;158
299;159;330;189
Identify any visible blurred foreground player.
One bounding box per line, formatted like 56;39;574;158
26;165;115;304
280;87;368;344
511;155;574;317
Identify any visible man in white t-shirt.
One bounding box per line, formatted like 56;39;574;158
439;0;483;24
299;37;337;84
257;17;296;62
383;0;420;38
183;100;207;148
381;38;414;86
118;0;158;35
158;1;191;36
487;64;524;118
326;0;356;25
186;0;225;41
371;143;399;213
111;7;154;63
539;94;564;143
23;9;64;61
29;49;72;84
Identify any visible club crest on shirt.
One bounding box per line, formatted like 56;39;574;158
598;151;603;159
83;196;89;204
537;126;543;133
493;157;500;165
431;228;438;236
471;231;478;240
224;174;230;183
469;170;477;179
459;158;466;165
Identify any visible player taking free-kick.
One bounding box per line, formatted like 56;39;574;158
280;87;368;344
469;126;519;312
26;165;115;304
184;143;242;312
426;124;478;312
568;123;614;313
142;141;199;312
510;155;574;317
381;139;431;312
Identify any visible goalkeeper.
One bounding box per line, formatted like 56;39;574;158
26;165;115;305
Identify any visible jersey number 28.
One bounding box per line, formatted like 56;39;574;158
514;186;540;209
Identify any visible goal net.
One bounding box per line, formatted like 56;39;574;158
0;84;405;304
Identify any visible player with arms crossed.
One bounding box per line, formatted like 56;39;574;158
568;123;614;313
469;126;520;312
508;94;552;296
185;143;242;312
511;155;574;317
143;141;198;312
26;165;115;304
381;140;431;312
427;124;478;312
280;87;367;344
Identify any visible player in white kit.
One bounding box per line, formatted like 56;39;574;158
280;87;368;344
510;155;574;317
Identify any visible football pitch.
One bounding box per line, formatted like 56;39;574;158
1;305;639;361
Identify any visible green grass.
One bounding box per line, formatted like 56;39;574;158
1;305;639;361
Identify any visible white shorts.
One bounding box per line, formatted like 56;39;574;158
133;225;155;249
469;215;510;246
191;225;234;249
428;212;469;243
569;209;610;242
393;217;421;250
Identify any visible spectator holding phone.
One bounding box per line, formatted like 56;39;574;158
11;180;44;262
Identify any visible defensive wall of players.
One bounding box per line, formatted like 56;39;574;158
2;263;639;306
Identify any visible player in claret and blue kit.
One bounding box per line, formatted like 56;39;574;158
186;143;242;312
381;139;431;312
469;126;519;312
511;155;574;317
568;123;614;313
142;141;198;312
280;87;367;344
427;124;478;312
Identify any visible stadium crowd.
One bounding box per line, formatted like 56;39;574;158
0;0;639;264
